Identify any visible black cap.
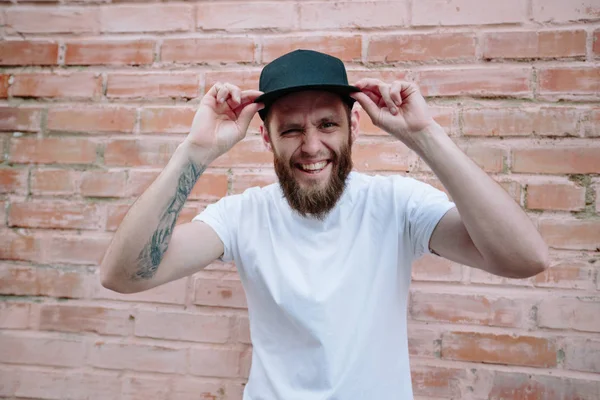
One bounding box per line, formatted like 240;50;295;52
255;49;359;121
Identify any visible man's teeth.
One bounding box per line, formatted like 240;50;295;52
299;161;328;171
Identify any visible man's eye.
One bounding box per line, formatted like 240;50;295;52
281;129;298;135
322;122;337;129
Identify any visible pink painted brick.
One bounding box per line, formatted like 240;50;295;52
134;310;233;343
189;346;243;378
197;2;296;31
532;0;600;22
0;264;89;298
299;1;406;30
37;303;133;336
412;0;527;26
0;302;30;329
564;337;600;373
537;296;600;332
0;333;86;367
89;341;187;373
100;4;194;33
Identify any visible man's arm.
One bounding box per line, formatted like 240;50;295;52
350;79;549;279
100;83;264;293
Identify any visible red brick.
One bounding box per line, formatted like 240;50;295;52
263;35;361;63
104;138;180;167
205;70;261;92
526;182;586;211
411;365;466;398
0;302;30;329
107;72;199;99
194;275;247;309
0;231;41;262
564;338;600;373
31;168;78;195
533;259;596;290
532;0;600;23
47;106;136;134
417;67;532;97
0;74;8;98
93;275;187;304
483;30;586;59
488;371;600;400
458;143;506;173
352;139;416;172
162;37;255;64
368;33;475;62
537;296;600;332
231;172;277;194
139;107;195;134
5;7;100;34
594;30;600;56
442;331;556;367
299;1;406;29
9;200;102;230
135;310;232;343
38;304;132;336
89;341;187;373
0;264;88;298
539;219;600;251
65;39;155;65
0;40;59;65
80;170;127;197
190;346;244;378
410;290;526;327
462;107;580;137
189;172;228;200
197;2;296;31
0;333;86;367
538;67;600;96
0;106;43;132
411;254;463;282
0;168;28;194
11;72;102;98
512;146;600;174
40;233;111;265
412;0;526;26
211;137;274;168
100;4;194;33
7;369;121;400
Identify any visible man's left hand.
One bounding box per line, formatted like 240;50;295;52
350;79;437;147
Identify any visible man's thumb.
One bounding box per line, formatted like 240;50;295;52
238;102;264;131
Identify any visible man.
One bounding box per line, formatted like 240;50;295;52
100;50;549;399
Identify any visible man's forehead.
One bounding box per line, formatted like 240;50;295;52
270;90;345;119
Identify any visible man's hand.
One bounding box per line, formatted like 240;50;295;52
350;79;436;148
186;82;264;162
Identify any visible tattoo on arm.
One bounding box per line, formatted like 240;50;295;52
132;161;205;280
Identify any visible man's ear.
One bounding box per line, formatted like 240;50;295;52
260;124;273;153
350;106;360;145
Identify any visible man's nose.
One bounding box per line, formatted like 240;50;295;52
300;129;322;156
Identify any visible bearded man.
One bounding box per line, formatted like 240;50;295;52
100;50;549;399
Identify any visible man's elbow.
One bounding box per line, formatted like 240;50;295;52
499;244;550;279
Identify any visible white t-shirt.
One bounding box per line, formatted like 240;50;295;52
193;171;455;400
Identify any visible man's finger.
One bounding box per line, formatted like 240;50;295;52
241;90;264;103
390;81;403;107
378;84;397;115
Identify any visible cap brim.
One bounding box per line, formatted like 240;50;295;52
254;84;361;105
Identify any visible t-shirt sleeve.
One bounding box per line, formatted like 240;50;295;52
191;195;241;263
402;178;456;261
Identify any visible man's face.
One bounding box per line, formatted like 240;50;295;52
261;90;360;220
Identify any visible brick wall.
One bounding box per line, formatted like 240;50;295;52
1;0;599;399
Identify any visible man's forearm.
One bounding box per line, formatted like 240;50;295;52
100;141;211;292
410;123;549;275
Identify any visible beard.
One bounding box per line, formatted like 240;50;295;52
274;138;353;221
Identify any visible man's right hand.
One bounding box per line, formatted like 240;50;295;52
185;82;264;161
